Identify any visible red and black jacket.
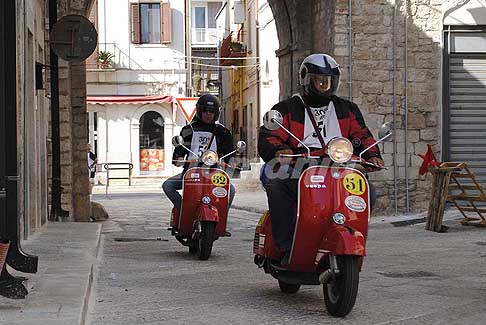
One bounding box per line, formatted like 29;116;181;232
258;95;382;162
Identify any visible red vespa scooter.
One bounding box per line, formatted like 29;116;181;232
254;110;392;317
169;136;246;260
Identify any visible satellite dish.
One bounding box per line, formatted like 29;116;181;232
50;15;97;62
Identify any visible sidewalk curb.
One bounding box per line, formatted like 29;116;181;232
79;224;102;325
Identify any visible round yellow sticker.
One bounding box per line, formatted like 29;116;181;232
343;173;366;195
211;173;228;187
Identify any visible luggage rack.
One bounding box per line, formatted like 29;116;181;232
426;162;486;232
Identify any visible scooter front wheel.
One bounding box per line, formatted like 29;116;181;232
197;221;216;260
323;255;359;317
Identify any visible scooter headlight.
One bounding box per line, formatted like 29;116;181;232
201;150;219;166
327;137;353;164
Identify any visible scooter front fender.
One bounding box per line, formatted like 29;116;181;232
197;204;219;223
320;225;366;256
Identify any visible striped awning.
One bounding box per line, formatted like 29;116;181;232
87;95;175;105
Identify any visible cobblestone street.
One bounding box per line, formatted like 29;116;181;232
88;190;486;324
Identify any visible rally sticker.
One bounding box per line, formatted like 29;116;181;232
345;195;367;212
311;175;325;183
190;173;200;179
257;211;269;226
343;173;366;195
211;173;228;187
212;187;228;198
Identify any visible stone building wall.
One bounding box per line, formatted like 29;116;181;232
333;0;443;213
47;0;93;221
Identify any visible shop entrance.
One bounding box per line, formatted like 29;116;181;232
139;111;165;175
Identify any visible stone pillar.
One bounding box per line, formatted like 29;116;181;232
163;122;173;176
70;60;90;222
130;121;140;176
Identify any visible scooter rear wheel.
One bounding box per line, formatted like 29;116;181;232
278;280;300;294
197;221;216;260
323;255;359;317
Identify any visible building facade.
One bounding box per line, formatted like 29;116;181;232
217;0;280;164
86;0;188;178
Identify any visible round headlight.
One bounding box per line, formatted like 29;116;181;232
332;213;346;225
201;150;218;166
327;137;353;163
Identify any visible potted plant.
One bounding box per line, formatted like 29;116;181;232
96;50;114;69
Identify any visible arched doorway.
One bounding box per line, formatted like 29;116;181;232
139;111;165;175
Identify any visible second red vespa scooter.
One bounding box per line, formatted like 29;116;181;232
169;136;245;260
254;110;392;317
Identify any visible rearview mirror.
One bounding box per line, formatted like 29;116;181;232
378;122;393;142
236;141;246;153
263;110;283;130
172;136;184;147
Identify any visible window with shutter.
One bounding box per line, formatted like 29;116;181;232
130;3;141;44
161;2;172;44
131;2;171;45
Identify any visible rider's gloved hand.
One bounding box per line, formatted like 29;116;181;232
275;149;294;164
366;157;384;171
174;157;185;167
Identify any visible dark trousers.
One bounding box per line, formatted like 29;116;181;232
262;165;376;252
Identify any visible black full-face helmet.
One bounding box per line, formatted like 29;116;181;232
195;94;221;124
299;54;341;105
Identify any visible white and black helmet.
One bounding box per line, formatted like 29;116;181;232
299;54;341;100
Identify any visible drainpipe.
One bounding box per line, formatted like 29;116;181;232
348;0;352;101
256;11;261;161
392;0;398;215
22;0;29;239
49;0;69;221
404;0;410;213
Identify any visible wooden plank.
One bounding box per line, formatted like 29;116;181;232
457;207;486;213
447;195;486;201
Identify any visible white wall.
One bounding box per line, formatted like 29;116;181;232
257;0;279;122
88;103;186;177
97;0;186;70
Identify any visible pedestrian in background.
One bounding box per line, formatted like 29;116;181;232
88;143;97;196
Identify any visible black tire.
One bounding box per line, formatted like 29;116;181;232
188;240;197;254
197;222;216;260
278;280;300;294
323;255;359;317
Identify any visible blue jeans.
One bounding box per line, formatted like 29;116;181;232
162;173;236;211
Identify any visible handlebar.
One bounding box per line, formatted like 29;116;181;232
172;160;242;170
277;152;387;170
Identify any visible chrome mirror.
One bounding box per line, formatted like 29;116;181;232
172;135;184;147
236;141;246;153
263;110;283;130
378;122;393;142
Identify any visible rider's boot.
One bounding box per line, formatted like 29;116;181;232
170;207;180;229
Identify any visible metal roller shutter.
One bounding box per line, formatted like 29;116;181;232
447;52;486;185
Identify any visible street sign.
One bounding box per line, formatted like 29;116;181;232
176;97;199;122
50;15;97;61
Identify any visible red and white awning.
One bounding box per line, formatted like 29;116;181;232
87;95;175;105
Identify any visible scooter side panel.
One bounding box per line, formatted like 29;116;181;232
179;167;230;237
253;211;282;260
288;166;370;272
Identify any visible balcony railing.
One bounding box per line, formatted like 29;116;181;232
86;43;144;70
192;28;220;46
219;32;246;66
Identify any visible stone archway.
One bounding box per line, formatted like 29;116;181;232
267;0;336;98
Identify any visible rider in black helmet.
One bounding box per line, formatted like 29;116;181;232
162;94;236;213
